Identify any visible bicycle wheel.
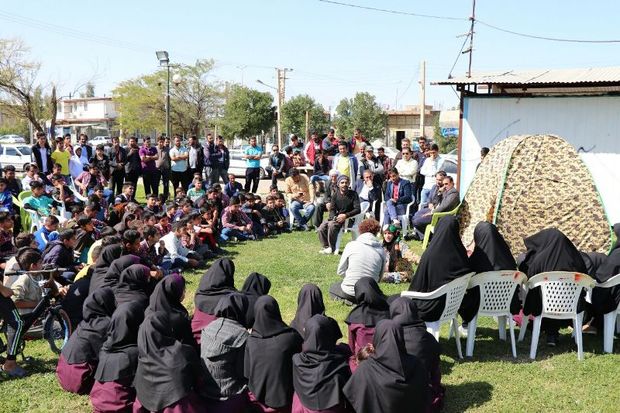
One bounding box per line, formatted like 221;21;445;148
43;309;72;354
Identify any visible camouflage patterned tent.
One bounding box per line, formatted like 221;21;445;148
459;134;612;255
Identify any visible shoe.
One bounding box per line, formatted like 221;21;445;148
301;224;309;231
391;219;401;226
2;365;27;378
319;247;332;254
546;332;559;347
333;250;340;255
458;325;468;338
582;324;598;335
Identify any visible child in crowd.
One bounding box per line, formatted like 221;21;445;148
0;178;14;214
0;212;17;261
187;178;206;203
220;196;255;242
155;212;172;237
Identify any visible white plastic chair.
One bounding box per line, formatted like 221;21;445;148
595;273;620;353
68;179;89;203
401;272;475;359
520;271;595;360
465;271;527;358
333;203;369;254
379;200;415;235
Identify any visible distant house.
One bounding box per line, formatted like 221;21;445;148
52;96;118;140
385;105;439;149
434;66;620;223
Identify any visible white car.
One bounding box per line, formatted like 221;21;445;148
0;144;33;171
89;136;112;146
0;134;26;144
227;148;271;179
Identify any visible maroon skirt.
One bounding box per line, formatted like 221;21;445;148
203;391;249;413
56;354;95;395
248;390;292;413
291;393;352;413
90;377;135;413
191;309;217;344
132;391;204;413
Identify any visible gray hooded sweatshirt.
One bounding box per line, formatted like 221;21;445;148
337;232;387;296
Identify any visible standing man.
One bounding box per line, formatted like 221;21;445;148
124;136;142;189
109;136;127;196
418;143;444;209
332;141;358;188
77;134;92;165
139;136;159;196
351;128;367;158
215;135;230;185
156;136;171;200
243;136;262;193
284;134;304;158
187;135;204;179
89;144;110;181
51;137;71;178
203;133;218;186
317;175;361;254
169;135;189;192
303;131;322;166
31;131;53;175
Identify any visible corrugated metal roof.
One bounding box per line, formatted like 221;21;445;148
433;67;620;86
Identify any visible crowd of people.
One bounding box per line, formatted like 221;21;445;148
0;129;618;412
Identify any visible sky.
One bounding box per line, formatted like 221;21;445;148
2;0;620;112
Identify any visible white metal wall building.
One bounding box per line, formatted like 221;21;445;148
435;68;620;224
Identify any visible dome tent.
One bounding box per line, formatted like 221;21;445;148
459;134;612;255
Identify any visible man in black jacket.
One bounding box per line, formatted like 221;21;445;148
109;136;127;195
31;132;53;175
317;175;361;254
267;144;287;186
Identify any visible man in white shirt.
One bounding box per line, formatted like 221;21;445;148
419;144;444;209
160;221;201;269
169;135;190;192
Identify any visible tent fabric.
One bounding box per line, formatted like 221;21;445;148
459;134;612;255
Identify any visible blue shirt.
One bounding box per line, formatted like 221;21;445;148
170;146;188;172
244;146;262;168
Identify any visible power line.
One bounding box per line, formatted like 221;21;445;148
317;1;620;44
317;0;466;21
476;19;620;44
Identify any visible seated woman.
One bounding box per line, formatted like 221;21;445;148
90;252;141;294
114;264;152;308
292;314;352;413
134;311;204;413
290;283;326;339
460;221;520;324
245;295;303;413
90;302;145;413
57;288;116;394
330;219;386;304
241;272;272;328
146;273;194;347
344;278;389;371
199;293;250;413
191;257;237;343
390;297;444;412
343;320;430;413
589;223;620;333
519;228;588;347
407;216;472;322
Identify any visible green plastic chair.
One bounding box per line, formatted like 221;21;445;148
16;191;39;232
421;203;461;249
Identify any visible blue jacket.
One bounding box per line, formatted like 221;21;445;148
384;178;413;205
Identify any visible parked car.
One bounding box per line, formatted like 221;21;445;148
0;144;33;171
89;136;112;146
0;134;26;144
442;157;458;181
227;148;271;179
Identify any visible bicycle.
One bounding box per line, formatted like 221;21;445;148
0;268;72;360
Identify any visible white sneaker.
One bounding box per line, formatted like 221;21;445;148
333;250;340;255
319;247;332;254
458;325;468;338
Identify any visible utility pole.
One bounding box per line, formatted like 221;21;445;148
467;0;476;77
419;60;426;138
276;67;293;148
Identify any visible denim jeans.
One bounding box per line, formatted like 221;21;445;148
220;227;252;241
290;201;315;227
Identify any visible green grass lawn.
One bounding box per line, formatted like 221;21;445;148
2;231;619;412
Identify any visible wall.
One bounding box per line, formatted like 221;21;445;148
461;95;620;223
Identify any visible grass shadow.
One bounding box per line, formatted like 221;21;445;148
444;381;493;412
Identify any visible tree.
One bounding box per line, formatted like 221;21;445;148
433;116;457;153
333;92;386;140
218;84;275;139
0;38;58;140
113;59;223;137
281;94;329;139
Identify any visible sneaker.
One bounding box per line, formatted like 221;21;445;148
546;332;559;347
458;325;468;338
319;247;332;254
301;224;309;231
333;250;340;255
